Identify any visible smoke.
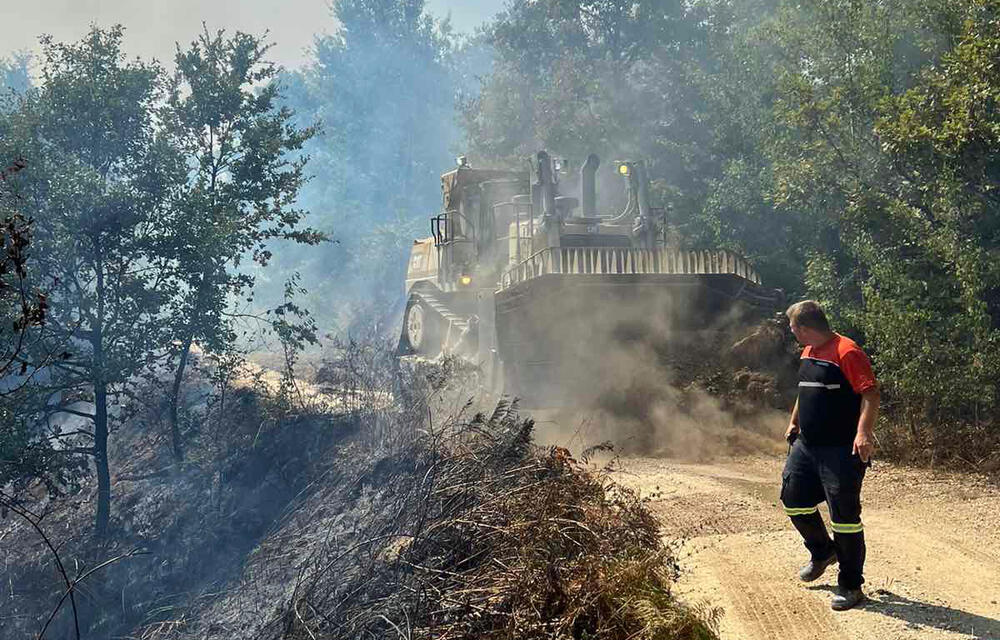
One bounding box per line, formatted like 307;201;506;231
501;278;787;461
255;2;494;337
532;365;787;463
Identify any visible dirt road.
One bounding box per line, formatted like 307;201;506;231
613;456;1000;640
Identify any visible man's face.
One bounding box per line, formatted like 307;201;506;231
789;319;805;345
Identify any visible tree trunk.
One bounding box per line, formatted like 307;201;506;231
93;241;111;537
167;275;211;463
94;381;111;537
168;333;195;462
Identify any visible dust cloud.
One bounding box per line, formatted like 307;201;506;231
502;278;791;461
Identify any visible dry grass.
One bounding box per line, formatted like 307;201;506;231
874;415;1000;473
274;396;720;640
2;340;720;640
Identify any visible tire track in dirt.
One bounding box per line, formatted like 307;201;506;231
706;534;849;640
613;456;1000;640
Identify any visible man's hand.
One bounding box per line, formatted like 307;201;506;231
785;421;799;444
786;398;801;445
854;389;879;463
853;431;874;462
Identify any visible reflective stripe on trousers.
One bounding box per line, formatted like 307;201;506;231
830;521;864;534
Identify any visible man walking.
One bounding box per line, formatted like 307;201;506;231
782;300;880;611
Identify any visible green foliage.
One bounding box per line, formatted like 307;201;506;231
164;26;322;313
0;26;183;532
465;1;692;161
706;0;1000;458
745;0;1000;435
0;162;44;370
0;406;85;495
0;25;323;528
160;27;323;460
269;272;320;408
1;159;84;496
866;3;1000;427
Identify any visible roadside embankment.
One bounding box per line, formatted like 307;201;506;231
1;353;720;640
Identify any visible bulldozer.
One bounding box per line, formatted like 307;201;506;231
398;151;782;406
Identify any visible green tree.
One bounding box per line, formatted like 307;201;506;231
161;28;322;461
868;1;1000;427
0;158;84;497
709;0;994;452
465;0;694;159
677;0;804;291
0;26;182;535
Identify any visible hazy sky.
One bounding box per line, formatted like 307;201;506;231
1;0;505;70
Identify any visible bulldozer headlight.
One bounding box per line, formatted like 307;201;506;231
459;275;473;286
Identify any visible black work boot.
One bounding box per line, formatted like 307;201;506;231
798;550;838;582
831;587;865;611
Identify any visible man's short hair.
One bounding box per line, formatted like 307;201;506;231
786;300;831;332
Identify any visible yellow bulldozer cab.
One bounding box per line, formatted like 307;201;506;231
405;237;439;294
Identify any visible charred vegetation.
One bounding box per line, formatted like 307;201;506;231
0;341;720;640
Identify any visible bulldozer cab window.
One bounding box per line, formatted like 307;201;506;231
459;188;479;240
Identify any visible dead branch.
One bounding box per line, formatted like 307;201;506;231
0;492;81;640
37;547;148;640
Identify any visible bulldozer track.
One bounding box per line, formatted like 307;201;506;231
411;287;469;332
613;456;1000;640
651;493;783;540
707;534;849;640
403;287;470;355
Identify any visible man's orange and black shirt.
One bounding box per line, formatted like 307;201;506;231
798;333;877;446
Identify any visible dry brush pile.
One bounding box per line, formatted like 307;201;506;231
1;340;719;640
266;397;720;640
145;350;720;639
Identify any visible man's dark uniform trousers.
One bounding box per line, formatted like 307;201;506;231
782;333;877;590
